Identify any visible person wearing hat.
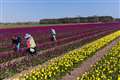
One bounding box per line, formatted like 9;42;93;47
25;33;36;55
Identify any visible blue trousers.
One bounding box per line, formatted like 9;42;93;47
16;43;20;52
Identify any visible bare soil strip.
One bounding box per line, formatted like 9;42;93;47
61;37;120;80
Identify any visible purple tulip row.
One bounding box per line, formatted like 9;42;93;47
0;22;120;79
0;26;118;64
0;22;120;51
0;23;119;62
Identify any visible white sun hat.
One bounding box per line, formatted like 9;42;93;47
25;33;31;39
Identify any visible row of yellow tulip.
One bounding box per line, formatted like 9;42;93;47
77;41;120;80
10;31;120;80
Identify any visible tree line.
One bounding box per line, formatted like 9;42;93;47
0;16;120;25
40;16;120;24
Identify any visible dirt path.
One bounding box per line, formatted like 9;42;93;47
61;37;120;80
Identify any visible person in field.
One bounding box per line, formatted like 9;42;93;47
50;28;57;41
24;33;36;55
12;36;17;51
16;35;22;52
12;35;21;52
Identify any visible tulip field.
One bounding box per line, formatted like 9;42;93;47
0;22;120;80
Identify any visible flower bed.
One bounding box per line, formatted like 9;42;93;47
0;27;116;63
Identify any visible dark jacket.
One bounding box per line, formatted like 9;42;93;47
12;36;21;45
16;36;21;44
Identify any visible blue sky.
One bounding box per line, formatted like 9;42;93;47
0;0;120;23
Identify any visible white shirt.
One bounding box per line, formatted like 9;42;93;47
51;29;56;35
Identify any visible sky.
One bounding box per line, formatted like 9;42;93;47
0;0;120;23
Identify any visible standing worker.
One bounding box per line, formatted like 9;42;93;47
24;33;37;55
11;35;21;52
16;35;21;52
11;36;17;51
50;28;57;41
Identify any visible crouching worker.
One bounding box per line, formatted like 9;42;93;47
24;33;37;55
